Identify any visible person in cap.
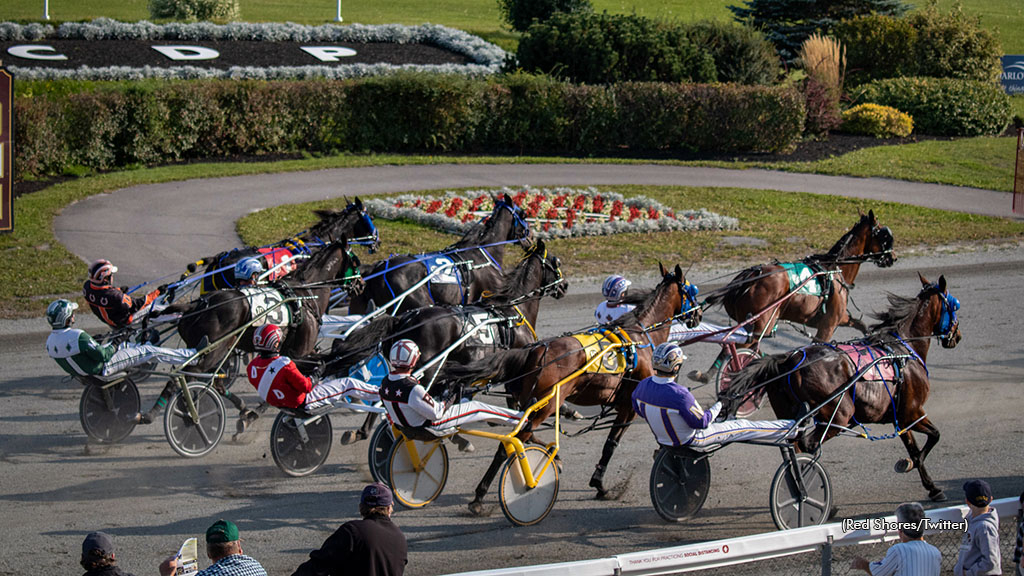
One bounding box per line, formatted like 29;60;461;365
955;479;1002;576
160;520;266;576
851;502;941;576
292;482;407;576
81;531;136;576
631;342;813;450
1013;490;1024;576
595;275;636;324
83;259;166;328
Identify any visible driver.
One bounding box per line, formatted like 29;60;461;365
245;324;379;412
379;339;523;434
632;343;810;450
83;259;165;328
595;275;635;323
233;257;265;288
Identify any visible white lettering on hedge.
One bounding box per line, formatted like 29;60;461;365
7;45;68;60
152;45;220;61
300;46;358;62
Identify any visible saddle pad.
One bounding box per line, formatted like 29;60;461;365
779;263;823;297
463;309;500;346
240;286;292;327
835;344;897;383
259;246;298;281
420;254;462;285
571;331;627;374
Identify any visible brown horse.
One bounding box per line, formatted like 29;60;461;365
724;274;962;502
695;211;896;383
446;264;701;512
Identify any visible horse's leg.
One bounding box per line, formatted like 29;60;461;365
341;412;378;445
896;417;945;501
589;410;634;500
688;347;730;385
469;445;507;516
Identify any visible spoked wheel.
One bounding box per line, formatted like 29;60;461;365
79;379;140;443
649;447;711;522
716;348;766;418
498;446;560;526
215;349;248;391
769;452;833;530
367;420;395;484
389;437;449;508
164;383;227;458
270;412;333;477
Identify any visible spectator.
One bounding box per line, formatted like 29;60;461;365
81;531;136;576
850;502;941;576
292;482;408;576
1013;490;1023;576
160;520;267;576
955;479;1002;576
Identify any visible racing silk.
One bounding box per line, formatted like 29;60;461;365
83;281;158;328
46;328;114;376
379;374;444;428
595;301;635;324
632;374;722;446
246;355;313;409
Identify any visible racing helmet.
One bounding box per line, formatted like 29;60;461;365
602;275;631;303
389;339;421;371
88;259;118;285
46;299;78;329
234;257;264;283
253;323;283;353
651;342;686;376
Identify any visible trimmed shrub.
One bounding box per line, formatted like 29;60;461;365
513;11;717;84
834;14;917;85
148;0;240;21
684;21;779;85
856;77;1009;136
497;0;592;33
840;103;913;137
12;97;68;176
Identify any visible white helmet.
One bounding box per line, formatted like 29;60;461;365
602;275;631;303
389;339;421;370
652;342;685;375
47;299;78;329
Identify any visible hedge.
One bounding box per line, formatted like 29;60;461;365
13;74;805;179
855;77;1009;137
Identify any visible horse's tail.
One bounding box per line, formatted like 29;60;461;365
326;315;398;370
440;346;534;390
721;351;790;418
703;266;760;307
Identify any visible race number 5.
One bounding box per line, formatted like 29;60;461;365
469;312;495;344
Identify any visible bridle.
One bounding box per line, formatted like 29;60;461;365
929;284;961;347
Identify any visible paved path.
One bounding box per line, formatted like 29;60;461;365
55;164;1017;286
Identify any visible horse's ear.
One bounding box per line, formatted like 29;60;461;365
868;209;876;224
937;275;946;292
313;208;333;220
918;272;930;287
503;193;513;205
659;262;667;277
355;197;363;208
858;208;865;218
344;195;350;206
535;238;546;251
674;264;683;279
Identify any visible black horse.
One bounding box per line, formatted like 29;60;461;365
347;193;532;315
162;239;361;420
724;274;962;501
193;198;377;293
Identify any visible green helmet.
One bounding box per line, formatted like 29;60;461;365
46;299;78;329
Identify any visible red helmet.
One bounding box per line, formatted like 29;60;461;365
253;324;283;353
88;259;118;285
389;339;420;370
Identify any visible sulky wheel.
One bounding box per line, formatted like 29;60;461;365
217;349;248;391
270;412;333;477
367;420;395;484
79;379;140;444
716;348;766;418
649;447;711;522
388;437;448;509
769;453;833;530
498;446;560;526
164;383;226;458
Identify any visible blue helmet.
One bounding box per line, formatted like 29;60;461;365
234;257;264;282
602;275;631;303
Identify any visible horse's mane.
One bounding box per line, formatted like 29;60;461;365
864;291;920;341
608;279;671;329
480;252;540;305
307;206;355;240
294;240;347;283
448;215;493;249
807;214;869;262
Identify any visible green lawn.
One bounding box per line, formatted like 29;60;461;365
4;0;1023;53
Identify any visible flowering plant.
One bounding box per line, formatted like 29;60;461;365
364;187;739;239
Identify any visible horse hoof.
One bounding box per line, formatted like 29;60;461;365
452;435;475;453
828;506;839;520
687;370;710;384
340;431;361;445
929;489;948;502
468;501;489;517
894;459;915;473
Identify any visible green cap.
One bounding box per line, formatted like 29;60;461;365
205;519;239;543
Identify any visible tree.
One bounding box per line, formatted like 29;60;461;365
497;0;593;33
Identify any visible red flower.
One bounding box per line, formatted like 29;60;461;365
566;209;576;228
426;200;443;214
394;202;403;208
648;207;658;220
592;196;604;213
513;190;529;206
628;206;641;222
573;195;586;211
526;206;539;218
553;195;567;208
666;211;675;219
543;222;551;232
470;196;487;211
462;213;475;222
611;200;624;217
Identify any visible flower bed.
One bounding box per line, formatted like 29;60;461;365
364;187;739;239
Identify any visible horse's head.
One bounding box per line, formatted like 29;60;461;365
656;263;702;328
918;273;962;349
495;193;533;249
531;240;568;299
312;197;379;253
861;209;896;268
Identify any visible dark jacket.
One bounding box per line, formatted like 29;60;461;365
293;515;407;576
83;565;137;576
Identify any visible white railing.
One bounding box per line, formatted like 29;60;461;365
442;498;1019;576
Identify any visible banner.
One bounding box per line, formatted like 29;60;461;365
0;65;11;233
1002;55;1024;94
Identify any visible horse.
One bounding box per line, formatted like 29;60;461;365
162;238;361;420
723;274;962;502
694;210;896;383
192;198;377;293
444;264;701;512
347;193;532;315
323;239;568;445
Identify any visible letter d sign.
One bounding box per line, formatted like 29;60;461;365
152;45;220;61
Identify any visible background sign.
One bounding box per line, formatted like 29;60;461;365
1001;55;1024;94
0;65;11;233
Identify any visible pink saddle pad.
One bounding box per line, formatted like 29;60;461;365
835;344;896;383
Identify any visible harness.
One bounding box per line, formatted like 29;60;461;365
570;327;637;375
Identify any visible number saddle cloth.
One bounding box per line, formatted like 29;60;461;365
240;285;294;328
831;342;905;385
570;327;636;375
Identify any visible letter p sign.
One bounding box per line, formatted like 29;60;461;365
300;46;358;62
